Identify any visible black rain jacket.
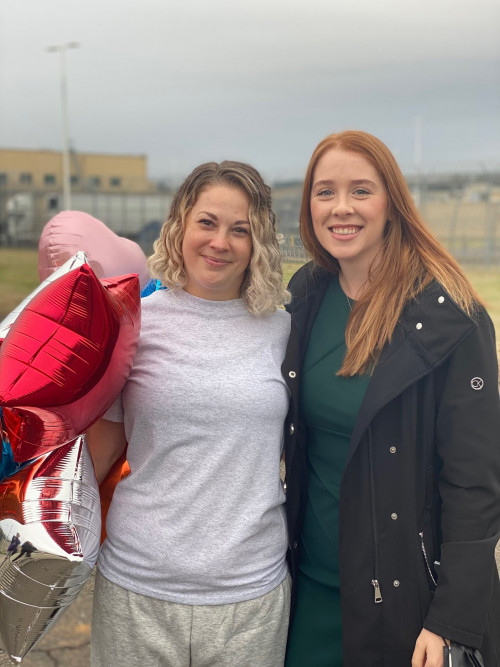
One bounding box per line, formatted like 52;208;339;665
282;263;500;666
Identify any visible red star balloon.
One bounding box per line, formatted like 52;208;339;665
0;264;140;461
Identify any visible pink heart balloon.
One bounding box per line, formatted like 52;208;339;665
38;210;150;289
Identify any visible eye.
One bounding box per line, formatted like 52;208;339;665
317;188;334;197
198;218;214;228
233;226;250;235
353;187;370;196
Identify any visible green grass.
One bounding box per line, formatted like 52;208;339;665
0;249;40;319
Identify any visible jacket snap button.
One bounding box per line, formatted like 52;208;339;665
289;371;296;378
393;580;400;587
391;513;398;520
438;296;445;303
389;446;396;454
416;322;423;330
293;541;298;549
289;423;295;435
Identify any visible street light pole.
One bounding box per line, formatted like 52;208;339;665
46;42;79;211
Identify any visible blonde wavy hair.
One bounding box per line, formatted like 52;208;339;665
148;161;290;315
300;130;482;377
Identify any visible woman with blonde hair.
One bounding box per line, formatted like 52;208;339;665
283;131;500;666
88;161;291;666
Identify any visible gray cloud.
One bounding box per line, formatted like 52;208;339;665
1;0;499;181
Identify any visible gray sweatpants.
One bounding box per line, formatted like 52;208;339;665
91;569;291;666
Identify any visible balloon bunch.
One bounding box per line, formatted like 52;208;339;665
0;212;144;662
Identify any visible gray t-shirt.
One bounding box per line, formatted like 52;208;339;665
98;288;291;604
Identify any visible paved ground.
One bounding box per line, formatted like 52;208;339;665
1;545;500;665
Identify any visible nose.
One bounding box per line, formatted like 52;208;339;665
331;196;354;217
208;229;231;251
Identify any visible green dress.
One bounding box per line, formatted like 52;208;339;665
286;277;369;667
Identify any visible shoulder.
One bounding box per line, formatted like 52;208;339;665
138;290;188;339
141;287;171;306
403;281;495;366
404;281;485;333
250;307;291;339
286;262;331;312
140;288;180;318
272;307;291;323
266;307;291;333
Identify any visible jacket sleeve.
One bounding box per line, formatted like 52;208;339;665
423;307;500;648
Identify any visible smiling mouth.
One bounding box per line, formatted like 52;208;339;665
202;255;231;265
328;226;361;236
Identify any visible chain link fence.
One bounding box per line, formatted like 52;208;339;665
1;181;499;267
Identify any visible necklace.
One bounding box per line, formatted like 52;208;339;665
339;274;354;312
339;272;359;312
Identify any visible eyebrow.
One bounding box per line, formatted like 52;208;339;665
196;210;217;220
196;210;250;225
313;179;378;188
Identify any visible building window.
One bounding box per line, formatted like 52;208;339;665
47;196;59;211
110;177;122;187
89;176;101;188
0;173;7;185
44;174;56;185
70;175;79;186
20;172;32;184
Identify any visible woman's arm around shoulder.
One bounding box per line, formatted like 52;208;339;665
87;418;127;485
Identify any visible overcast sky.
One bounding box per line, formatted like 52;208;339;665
1;0;499;182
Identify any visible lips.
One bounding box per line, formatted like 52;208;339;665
202;255;231;266
328;225;362;236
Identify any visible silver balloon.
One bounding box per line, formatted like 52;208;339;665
0;435;100;663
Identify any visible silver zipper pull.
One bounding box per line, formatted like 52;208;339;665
371;579;383;603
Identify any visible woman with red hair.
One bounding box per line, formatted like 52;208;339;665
283;131;500;666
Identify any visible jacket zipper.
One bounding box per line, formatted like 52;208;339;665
371;579;383;603
419;531;437;588
368;430;383;603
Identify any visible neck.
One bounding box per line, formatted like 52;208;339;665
338;263;370;300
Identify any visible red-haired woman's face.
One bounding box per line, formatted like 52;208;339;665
310;149;389;272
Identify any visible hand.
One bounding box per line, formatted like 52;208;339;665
411;628;445;667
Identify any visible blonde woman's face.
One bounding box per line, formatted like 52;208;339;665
182;184;252;301
310;149;389;273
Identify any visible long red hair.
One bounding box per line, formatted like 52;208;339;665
300;131;481;376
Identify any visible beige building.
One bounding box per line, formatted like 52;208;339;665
0;148;155;193
0;148;172;245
